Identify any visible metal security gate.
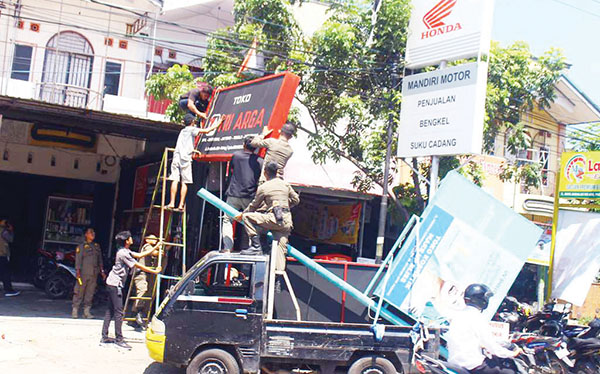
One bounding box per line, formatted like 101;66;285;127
40;31;94;108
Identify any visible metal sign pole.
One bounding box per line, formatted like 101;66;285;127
428;61;447;199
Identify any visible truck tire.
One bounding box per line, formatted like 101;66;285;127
348;356;397;374
187;348;240;374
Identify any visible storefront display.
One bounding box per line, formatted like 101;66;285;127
42;196;92;252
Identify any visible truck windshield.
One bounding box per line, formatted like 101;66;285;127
168;255;209;298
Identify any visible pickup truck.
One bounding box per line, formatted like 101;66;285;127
146;251;425;374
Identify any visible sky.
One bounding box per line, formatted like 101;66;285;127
492;0;599;107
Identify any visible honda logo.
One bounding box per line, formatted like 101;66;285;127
421;0;462;39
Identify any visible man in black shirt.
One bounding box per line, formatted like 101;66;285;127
179;81;213;122
222;136;263;252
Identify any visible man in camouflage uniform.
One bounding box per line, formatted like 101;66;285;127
72;227;105;318
235;161;300;272
132;234;162;327
251;123;295;182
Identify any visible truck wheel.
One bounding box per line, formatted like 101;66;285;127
187;348;240;374
348;356;397;374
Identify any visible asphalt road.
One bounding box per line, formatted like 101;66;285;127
0;283;184;373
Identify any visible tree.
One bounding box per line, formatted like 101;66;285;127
145;1;566;224
485;42;566;190
569;123;600;151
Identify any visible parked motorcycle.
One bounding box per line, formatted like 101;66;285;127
511;332;572;374
32;248;57;289
494;296;531;332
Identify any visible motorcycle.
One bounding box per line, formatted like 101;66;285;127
511;332;572;374
533;303;600;374
410;321;530;374
42;250;77;299
32;248;57;289
494;296;531;332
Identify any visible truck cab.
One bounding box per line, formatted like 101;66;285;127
146;251;418;374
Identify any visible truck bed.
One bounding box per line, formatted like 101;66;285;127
263;319;414;367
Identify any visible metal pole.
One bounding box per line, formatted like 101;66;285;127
428;61;447;199
375;121;393;263
358;201;366;258
546;167;562;301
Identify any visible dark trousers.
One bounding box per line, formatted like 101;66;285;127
102;285;124;341
471;358;517;374
0;256;14;292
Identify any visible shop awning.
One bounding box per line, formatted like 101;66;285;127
0;96;180;142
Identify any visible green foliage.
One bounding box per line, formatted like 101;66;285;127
569;123;600;151
499;162;542;192
145;64;197;123
484;42;566;152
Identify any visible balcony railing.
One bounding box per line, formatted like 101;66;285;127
36;82;103;110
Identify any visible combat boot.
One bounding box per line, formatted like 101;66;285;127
83;307;94;319
71;308;79;319
240;236;262;255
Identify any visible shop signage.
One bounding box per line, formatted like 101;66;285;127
397;61;487;157
195;72;300;161
558;151;600;199
405;0;495;69
374;172;541;322
294;201;362;245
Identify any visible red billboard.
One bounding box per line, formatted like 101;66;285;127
194;72;300;162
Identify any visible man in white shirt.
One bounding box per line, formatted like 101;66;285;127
446;284;521;374
167;113;220;210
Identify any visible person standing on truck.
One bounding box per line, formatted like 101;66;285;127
166;113;221;211
234;161;299;271
251;123;295;182
72;227;105;319
222;136;263;253
179;81;213;121
132;234;162;328
102;231;161;349
446;284;522;374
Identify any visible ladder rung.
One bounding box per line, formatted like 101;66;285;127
152;205;186;212
163;242;185;247
129;296;152;300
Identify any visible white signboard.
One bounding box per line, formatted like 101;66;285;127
551;210;600;306
397;61;487;157
405;0;495;69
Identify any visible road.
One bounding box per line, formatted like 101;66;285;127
0;283;184;373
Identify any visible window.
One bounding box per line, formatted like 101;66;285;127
185;262;253;298
11;45;33;81
104;62;121;96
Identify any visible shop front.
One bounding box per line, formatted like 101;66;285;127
0;96;179;281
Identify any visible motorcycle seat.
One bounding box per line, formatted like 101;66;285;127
568;337;600;350
443;362;471;374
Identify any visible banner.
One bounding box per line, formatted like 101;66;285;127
405;0;495;69
293;201;362;245
375;172;541;321
551;210;600;306
132;162;161;209
397;62;487;157
559;151;600;199
196;72;300;161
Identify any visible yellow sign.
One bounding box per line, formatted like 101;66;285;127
293;202;362;245
559;151;600;199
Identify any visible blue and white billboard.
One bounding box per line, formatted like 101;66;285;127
375;172;542;321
